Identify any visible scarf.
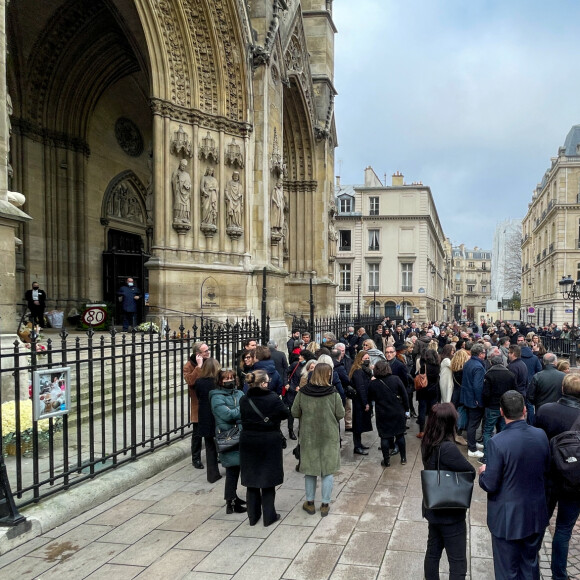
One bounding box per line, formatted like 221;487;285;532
300;383;336;397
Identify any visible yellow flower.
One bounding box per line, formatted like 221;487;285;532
1;399;51;435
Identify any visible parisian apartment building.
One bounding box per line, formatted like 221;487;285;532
334;167;451;323
521;125;580;327
451;245;492;321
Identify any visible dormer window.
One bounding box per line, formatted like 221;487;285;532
339;197;353;213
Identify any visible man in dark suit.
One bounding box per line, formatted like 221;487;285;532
478;390;550;580
25;281;47;327
535;373;580;580
268;339;288;386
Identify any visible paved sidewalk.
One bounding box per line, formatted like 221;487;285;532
0;421;568;580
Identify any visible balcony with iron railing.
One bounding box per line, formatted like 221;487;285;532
339;245;351;252
401;285;412;292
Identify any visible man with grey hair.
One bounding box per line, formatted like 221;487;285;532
268;339;288;386
480;354;516;464
528;352;565;411
461;342;487;458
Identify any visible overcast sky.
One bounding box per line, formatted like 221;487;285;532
332;0;580;249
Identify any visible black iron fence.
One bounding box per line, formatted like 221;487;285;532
0;315;268;508
289;314;384;340
539;336;578;358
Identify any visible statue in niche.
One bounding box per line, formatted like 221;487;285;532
225;171;243;235
200;167;218;226
6;93;13;184
145;147;153;224
171;159;192;227
107;182;144;224
328;222;338;262
270;180;284;231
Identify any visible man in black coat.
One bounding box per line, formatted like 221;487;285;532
506;345;528;398
481;355;516;464
528;353;565;412
286;329;300;357
535;374;580;580
268;339;288;386
25;281;47;327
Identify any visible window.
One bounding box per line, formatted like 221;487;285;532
339;264;351;291
369;196;379;216
339;303;351;317
482;262;487;270
468;262;474;268
401;263;413;292
455;296;461;304
467;285;474;293
455;284;461;292
482;285;487;293
368;263;379;291
339;197;353;213
368;229;380;251
339;230;351;251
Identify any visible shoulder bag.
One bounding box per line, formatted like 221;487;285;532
248;397;287;449
421;446;475;509
215;394;241;453
414;364;428;390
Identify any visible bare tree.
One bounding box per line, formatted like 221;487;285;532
502;229;522;299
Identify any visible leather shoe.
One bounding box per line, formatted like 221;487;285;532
264;513;281;527
359;444;370;450
381;459;390;467
354;448;369;455
193;460;204;469
401;458;407;465
389;446;399;456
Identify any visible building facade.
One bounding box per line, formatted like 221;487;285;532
521;125;580;327
491;218;522;305
1;0;338;338
334;167;451;323
451;244;492;321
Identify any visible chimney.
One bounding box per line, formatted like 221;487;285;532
392;171;404;186
336;175;341;187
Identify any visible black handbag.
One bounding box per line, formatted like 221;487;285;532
421;446;475;509
215;425;241;453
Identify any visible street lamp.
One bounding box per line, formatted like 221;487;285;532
559;274;579;367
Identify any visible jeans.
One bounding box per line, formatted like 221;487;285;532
305;474;334;503
224;465;241;501
424;520;467;580
526;401;535;426
418;391;438;432
380;434;406;462
482;408;504;460
466;407;484;452
551;496;580;580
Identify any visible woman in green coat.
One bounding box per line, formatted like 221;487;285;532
210;369;246;515
292;362;345;517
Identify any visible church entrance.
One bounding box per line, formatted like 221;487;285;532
102;230;149;326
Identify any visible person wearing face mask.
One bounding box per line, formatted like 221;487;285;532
348;351;374;455
117;277;141;331
25;281;47;328
284;349;315;440
240;370;289;526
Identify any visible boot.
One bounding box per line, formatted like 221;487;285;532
235;494;246;506
289;429;297;440
233;497;247;513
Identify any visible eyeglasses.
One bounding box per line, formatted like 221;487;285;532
243;355;253;360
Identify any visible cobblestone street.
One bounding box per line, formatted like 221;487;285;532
0;418;573;580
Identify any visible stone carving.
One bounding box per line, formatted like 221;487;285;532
170;124;192;158
225;138;244;169
171;160;192;233
270;180;284;244
199;131;219;163
200;167;218;237
225;171;243;238
328;223;337;262
115;117;144;157
270;127;286;177
107;183;145;224
145;147;154;225
7;93;13;182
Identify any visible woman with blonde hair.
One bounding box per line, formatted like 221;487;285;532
450;349;471;445
362;339;387;367
292;363;344;517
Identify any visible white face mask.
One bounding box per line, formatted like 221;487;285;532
128;282;133;287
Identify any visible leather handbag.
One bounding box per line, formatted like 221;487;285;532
414;372;428;390
215;425;241;453
421;446;475;509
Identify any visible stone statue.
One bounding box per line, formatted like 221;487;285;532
328;221;338;261
145;146;153;224
225;171;243;229
200;167;218;226
271;180;284;230
171;159;191;225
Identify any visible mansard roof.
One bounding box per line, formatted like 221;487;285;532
563;124;580;156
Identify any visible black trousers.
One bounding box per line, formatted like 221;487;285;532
204;437;220;483
191;424;202;463
380;433;406;462
424;520;467;580
29;305;45;326
246;487;276;526
491;532;543;580
466;407;484;452
224;465;241;501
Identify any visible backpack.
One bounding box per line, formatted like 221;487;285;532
550;414;580;493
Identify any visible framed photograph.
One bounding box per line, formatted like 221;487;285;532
33;367;71;420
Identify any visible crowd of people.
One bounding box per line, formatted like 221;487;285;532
183;316;580;580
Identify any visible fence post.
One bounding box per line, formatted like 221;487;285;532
0;456;24;525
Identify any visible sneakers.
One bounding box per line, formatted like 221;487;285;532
476;443;484;451
302;501;316;515
468;449;484;458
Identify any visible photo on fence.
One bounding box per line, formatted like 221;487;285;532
33;367;71;420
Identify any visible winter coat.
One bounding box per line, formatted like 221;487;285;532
183;360;200;422
252;359;283;395
366;348;387;368
368;375;409;438
351;368;374;434
209;387;243;467
528;365;566;409
416;359;440;402
269;348;288;386
195;376;217;437
439;358;453;403
520;346;542;385
482;365;516;410
291;386;345;476
507;358;529;398
284;361;304;406
460;356;486;408
240;387;289;488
